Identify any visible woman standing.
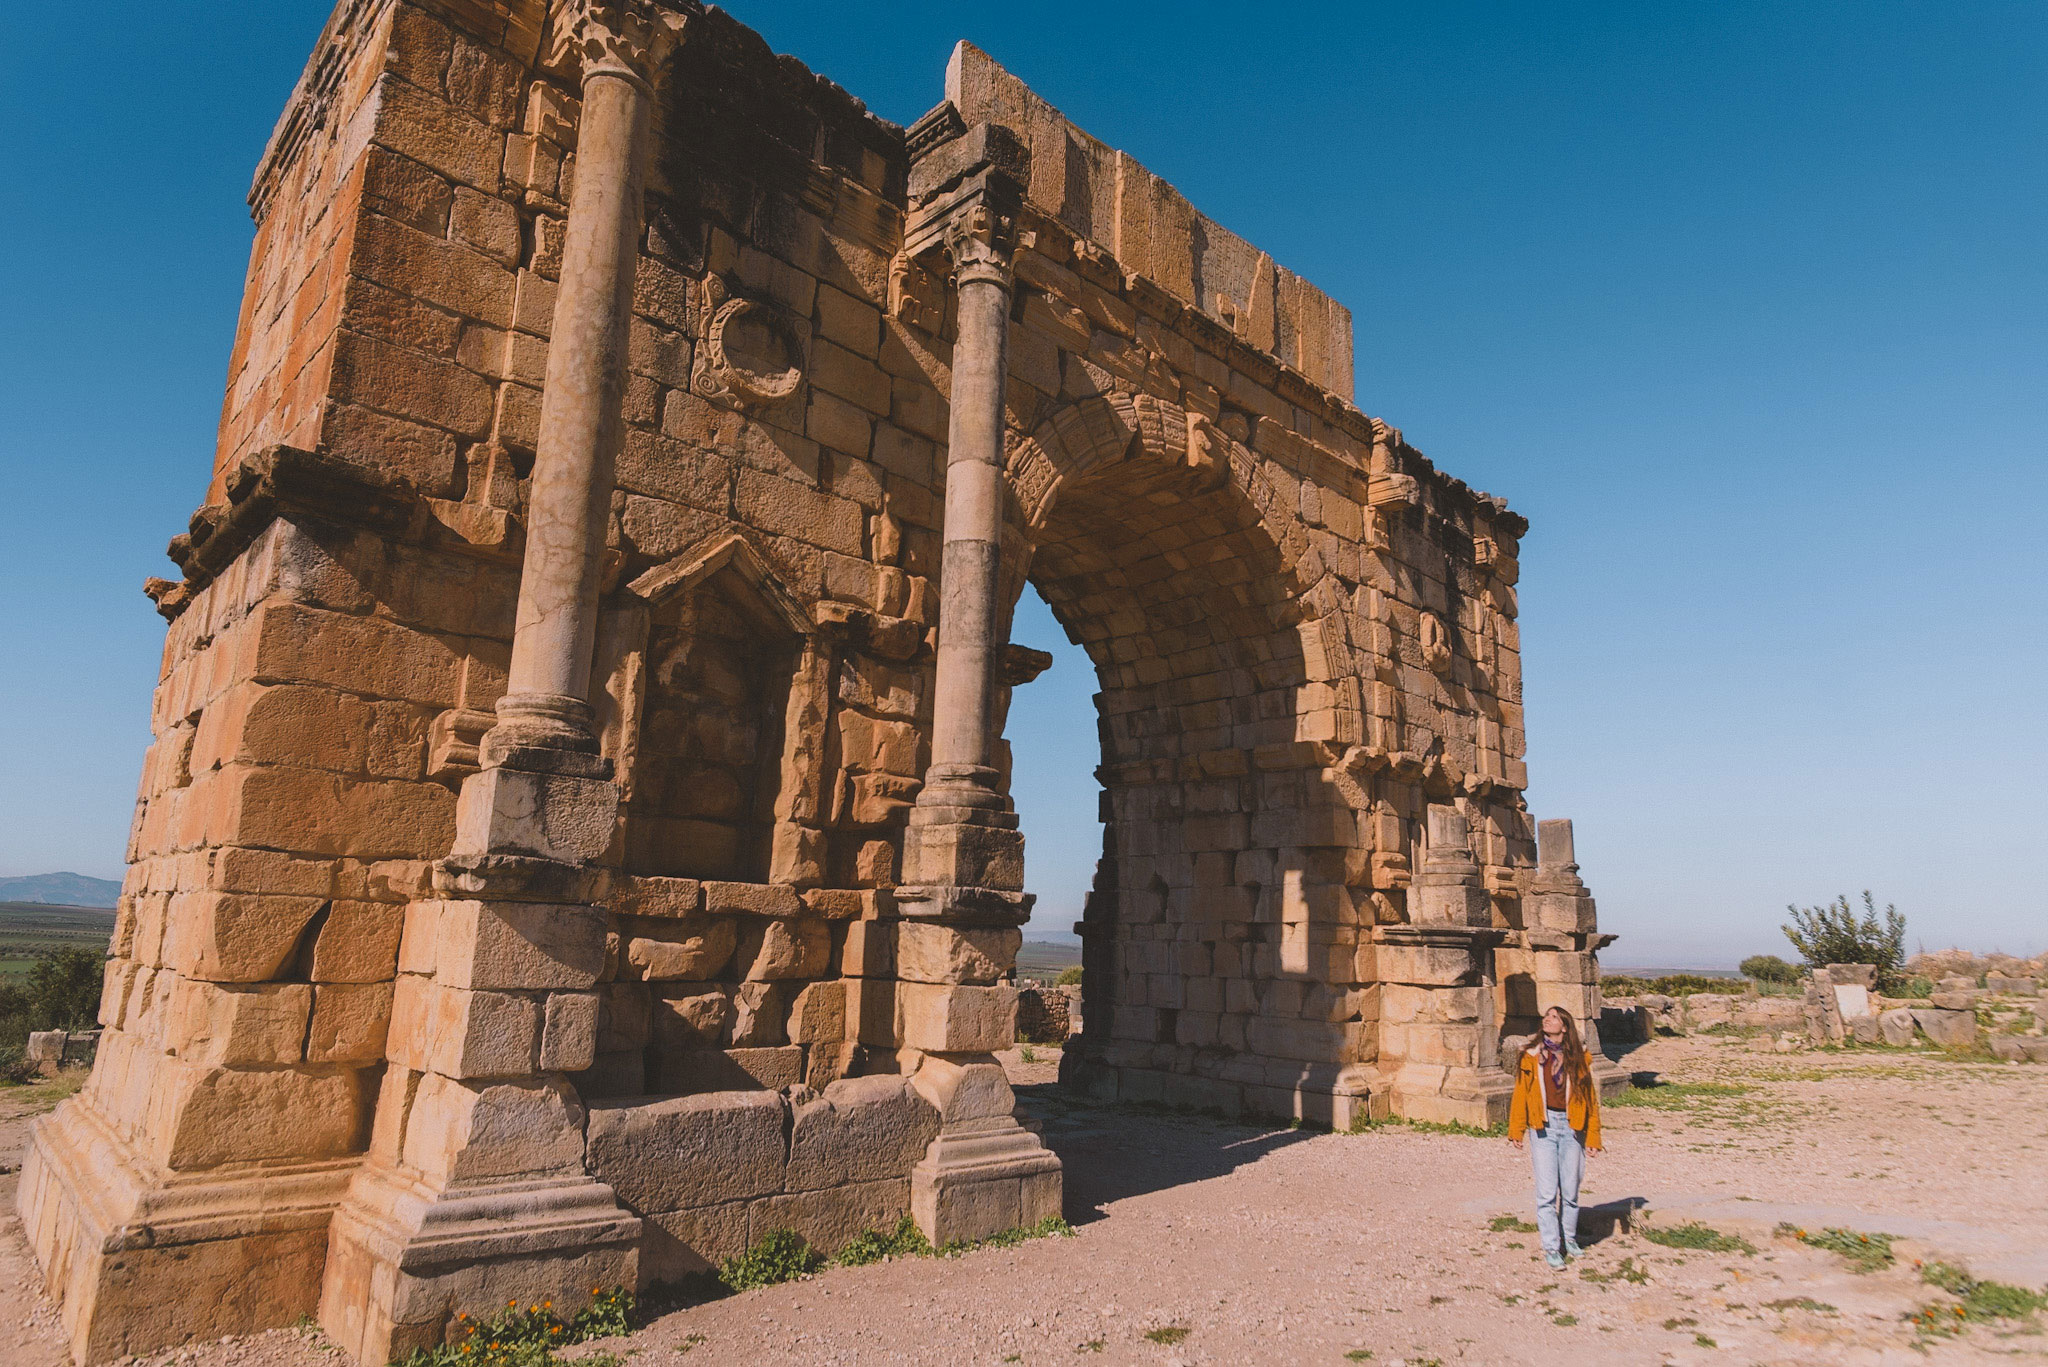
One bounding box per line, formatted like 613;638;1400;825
1508;1005;1603;1268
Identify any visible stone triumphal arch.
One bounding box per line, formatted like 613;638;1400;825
20;1;1616;1360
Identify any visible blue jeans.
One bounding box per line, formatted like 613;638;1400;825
1529;1108;1585;1256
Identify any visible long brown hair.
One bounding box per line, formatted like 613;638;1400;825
1540;1006;1596;1096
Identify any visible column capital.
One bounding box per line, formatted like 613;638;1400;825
942;201;1016;292
544;0;687;89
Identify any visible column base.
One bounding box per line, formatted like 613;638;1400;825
320;1163;639;1365
1384;1062;1518;1128
19;1092;355;1364
910;1117;1063;1247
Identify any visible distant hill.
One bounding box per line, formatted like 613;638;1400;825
0;872;121;908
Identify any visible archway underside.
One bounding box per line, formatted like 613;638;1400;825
1013;454;1380;1126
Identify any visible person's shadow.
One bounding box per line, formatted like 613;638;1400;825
1579;1196;1649;1245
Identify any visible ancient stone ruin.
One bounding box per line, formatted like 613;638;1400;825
20;1;1616;1360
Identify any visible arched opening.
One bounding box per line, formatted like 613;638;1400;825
1000;399;1377;1126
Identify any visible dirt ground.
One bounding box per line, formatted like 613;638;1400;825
5;1036;2046;1366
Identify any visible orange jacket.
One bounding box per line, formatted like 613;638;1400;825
1508;1045;1603;1150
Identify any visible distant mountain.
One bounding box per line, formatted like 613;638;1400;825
0;873;122;908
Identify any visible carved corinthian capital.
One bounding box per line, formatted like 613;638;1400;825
544;0;687;87
943;201;1016;292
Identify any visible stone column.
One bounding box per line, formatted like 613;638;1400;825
492;0;667;763
900;202;1029;904
319;6;681;1361
893;195;1060;1245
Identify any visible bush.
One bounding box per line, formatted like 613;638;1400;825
1783;892;1906;991
834;1215;931;1267
1055;966;1083;988
1740;954;1800;985
26;947;105;1031
719;1228;823;1292
394;1288;637;1366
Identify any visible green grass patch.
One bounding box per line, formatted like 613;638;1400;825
1909;1261;2048;1335
1489;1215;1538;1233
1349;1114;1506;1137
1774;1223;1896;1273
1762;1296;1836;1314
1581;1257;1649;1284
395;1288;636;1366
940;1214;1074;1255
1642;1222;1756;1255
1143;1326;1190;1344
1607;1081;1750;1110
832;1215;932;1267
720;1228;824;1291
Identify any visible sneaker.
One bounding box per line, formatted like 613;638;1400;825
1564;1240;1584;1258
1545;1251;1566;1269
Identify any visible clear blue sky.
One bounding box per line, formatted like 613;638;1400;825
2;3;2042;965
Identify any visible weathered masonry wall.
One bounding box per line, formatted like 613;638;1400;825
20;2;1615;1363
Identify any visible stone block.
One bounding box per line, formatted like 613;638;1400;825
652;989;733;1051
751;1178;910;1256
609;876;703;918
400;1074;588;1185
307;981;395;1064
786;1074;941;1191
164;891;327;983
453;766;618;864
703;881;804;917
435;899;608;990
306;899;405;982
1910;1007;1977;1049
154;1060;368;1170
429;985;540;1079
587;1089;788;1213
540;991;600;1072
730;982;789;1048
899;819;1025;891
738;918;831;980
1375;943;1481;987
842;919;895;977
169;979;312;1067
641;1202;751;1285
895;923;1020;985
788;980;846;1043
598;982;652;1052
624;916;737;980
1878;1007;1917;1047
898;982;1015;1053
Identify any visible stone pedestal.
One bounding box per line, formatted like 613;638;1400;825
1374;923;1514;1126
319;856;635;1363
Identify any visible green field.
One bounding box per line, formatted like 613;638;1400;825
0;902;116;982
1016;939;1081;980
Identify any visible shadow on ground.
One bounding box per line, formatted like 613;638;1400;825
1013;1082;1316;1226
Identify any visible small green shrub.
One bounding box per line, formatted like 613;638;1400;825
1642;1222;1756;1255
1913;1261;2048;1328
941;1214;1074;1255
1144;1326;1190;1344
1739;954;1800;985
719;1228;823;1292
394;1289;638;1367
1056;966;1083;987
1775;1223;1895;1273
834;1215;932;1267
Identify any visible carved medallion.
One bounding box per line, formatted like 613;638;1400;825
692;276;804;410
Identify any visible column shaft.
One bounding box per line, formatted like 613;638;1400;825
924;266;1011;799
498;66;653;751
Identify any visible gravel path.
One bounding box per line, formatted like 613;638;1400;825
5;1037;2044;1365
